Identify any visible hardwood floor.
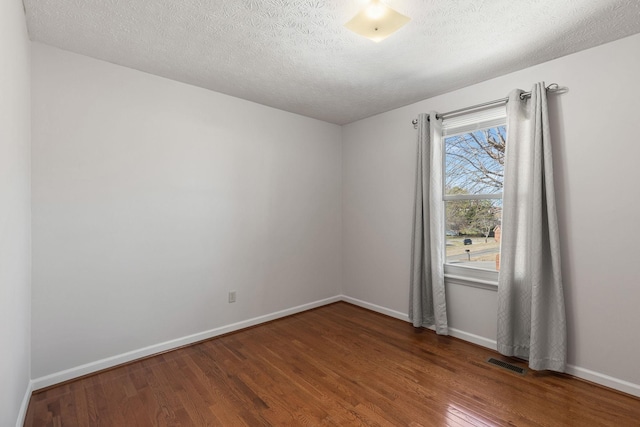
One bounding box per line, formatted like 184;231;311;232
25;302;640;426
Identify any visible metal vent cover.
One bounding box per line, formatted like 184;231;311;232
487;357;526;375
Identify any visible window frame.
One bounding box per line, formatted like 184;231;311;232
440;107;507;288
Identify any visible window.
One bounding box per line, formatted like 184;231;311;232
441;107;506;284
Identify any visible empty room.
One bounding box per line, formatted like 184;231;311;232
2;0;640;425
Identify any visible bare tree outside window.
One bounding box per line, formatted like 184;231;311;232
444;126;506;270
445;126;505;195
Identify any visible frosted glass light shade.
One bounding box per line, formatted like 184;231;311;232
344;1;410;42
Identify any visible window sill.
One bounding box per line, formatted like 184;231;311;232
444;274;498;291
443;264;498;291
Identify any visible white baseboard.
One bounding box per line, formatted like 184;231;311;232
340;295;410;322
340;295;496;352
30;294;640;399
16;380;33;427
341;296;496;350
339;296;640;398
448;327;498;351
31;295;341;391
566;364;640;398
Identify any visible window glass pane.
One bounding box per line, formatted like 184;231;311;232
445;126;506;195
445;199;502;271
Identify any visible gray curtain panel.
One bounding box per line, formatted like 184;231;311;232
497;83;567;372
409;113;448;335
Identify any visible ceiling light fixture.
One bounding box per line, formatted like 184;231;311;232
344;0;411;42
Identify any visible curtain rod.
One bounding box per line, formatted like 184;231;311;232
411;83;561;128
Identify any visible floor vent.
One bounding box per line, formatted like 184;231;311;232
487;358;526;375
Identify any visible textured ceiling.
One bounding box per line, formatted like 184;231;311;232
24;0;640;125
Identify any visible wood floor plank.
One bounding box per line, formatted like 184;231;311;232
24;302;640;426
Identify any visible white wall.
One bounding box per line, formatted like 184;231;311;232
27;28;640;397
31;44;342;379
343;33;640;395
0;0;32;425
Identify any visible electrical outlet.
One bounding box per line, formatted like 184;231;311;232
228;290;236;303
